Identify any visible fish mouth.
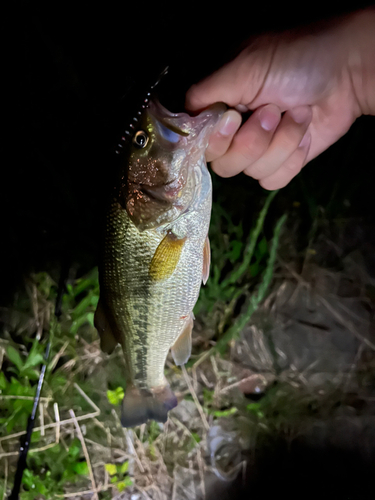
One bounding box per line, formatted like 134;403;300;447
149;99;226;141
141;180;182;204
141;186;172;204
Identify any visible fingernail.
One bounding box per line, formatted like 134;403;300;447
259;105;280;131
290;106;312;124
235;104;248;113
217;111;241;136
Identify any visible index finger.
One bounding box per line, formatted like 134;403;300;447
185;58;249;111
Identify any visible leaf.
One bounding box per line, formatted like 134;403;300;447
246;402;264;418
124;476;133;486
0;371;7;390
86;311;95;326
72;272;98;297
70;311;97;334
191;432;201;443
31;430;41;443
9;377;30;395
23;352;44;370
6;346;24;371
22;469;36;489
118;461;129;474
90;295;99;307
13;398;33;412
68;440;81;459
36;482;48;495
107;387;124;406
105;463;117;476
21;368;40;381
49;443;62;454
202;388;214;405
117;477;133;492
49;374;67;388
212;407;237;417
72;294;94;320
117;481;127;492
73;461;89;476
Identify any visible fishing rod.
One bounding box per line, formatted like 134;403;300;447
8;262;69;500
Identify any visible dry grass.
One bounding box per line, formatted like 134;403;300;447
1;220;375;499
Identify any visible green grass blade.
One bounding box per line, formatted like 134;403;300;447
215;213;287;354
222;189;279;287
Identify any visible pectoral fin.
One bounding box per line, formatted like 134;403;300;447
94;300;119;354
202;235;211;285
171;313;194;366
149;230;186;281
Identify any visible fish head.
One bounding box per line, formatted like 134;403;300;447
118;99;225;231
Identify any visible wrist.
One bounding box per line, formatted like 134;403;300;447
344;8;375;116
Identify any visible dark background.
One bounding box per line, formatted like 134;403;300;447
4;0;375;304
2;3;375;499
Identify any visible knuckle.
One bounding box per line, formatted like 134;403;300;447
243;161;265;180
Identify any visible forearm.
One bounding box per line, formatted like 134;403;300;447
344;7;375;116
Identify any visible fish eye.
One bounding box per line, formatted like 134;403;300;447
133;130;149;148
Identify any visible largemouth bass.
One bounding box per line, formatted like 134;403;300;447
95;97;224;427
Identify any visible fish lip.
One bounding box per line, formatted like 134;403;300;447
149;99;226;138
140;178;182;203
140;186;172;204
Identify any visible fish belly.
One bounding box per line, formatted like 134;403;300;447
97;164;212;425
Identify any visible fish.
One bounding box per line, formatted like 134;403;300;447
94;95;225;427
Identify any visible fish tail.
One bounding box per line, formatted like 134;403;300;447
121;384;177;427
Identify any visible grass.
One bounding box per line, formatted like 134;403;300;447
2;183;372;499
0;188;287;499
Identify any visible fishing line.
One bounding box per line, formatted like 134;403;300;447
8;262;70;500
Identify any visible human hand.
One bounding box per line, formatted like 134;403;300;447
186;10;375;190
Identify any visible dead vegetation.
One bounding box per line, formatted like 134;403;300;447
1;215;375;499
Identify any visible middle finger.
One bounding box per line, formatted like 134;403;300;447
243;106;312;180
211;104;281;178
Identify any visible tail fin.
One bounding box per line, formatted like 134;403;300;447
121;384;177;427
